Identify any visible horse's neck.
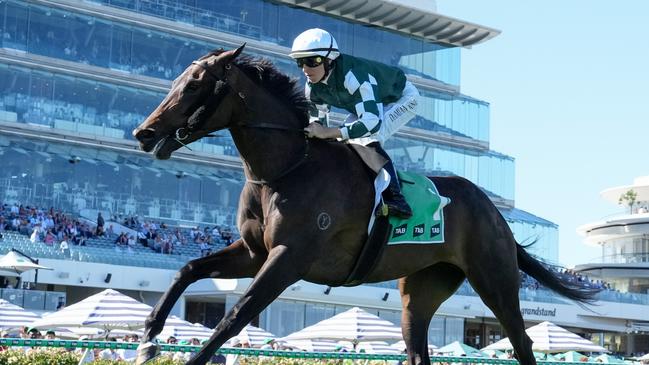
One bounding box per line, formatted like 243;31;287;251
227;72;309;182
230;112;306;183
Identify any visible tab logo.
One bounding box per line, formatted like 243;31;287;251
393;224;407;238
413;223;425;237
430;223;441;238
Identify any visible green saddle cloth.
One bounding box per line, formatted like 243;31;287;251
387;171;449;245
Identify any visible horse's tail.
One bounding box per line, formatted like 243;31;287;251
517;244;600;304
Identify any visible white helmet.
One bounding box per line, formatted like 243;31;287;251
289;28;340;60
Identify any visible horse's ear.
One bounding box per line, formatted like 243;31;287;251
233;43;246;58
222;43;246;63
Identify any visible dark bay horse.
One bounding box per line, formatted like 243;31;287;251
132;45;597;365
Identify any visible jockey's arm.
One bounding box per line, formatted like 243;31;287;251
305;103;340;139
339;69;381;140
304;69;382;141
304;122;342;139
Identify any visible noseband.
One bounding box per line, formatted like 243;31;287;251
187;59;310;185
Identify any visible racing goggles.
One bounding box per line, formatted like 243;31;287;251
296;56;324;68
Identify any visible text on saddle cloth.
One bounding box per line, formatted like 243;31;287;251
369;170;450;245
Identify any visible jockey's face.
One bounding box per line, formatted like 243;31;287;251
301;62;326;83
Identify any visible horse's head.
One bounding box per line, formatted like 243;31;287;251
133;44;247;159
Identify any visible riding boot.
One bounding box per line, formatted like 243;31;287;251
382;159;413;219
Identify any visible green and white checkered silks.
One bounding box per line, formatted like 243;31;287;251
343;81;419;146
341;70;382;140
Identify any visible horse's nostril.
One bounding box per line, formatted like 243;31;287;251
134;128;156;141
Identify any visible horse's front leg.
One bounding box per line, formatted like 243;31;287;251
136;239;263;364
187;244;305;365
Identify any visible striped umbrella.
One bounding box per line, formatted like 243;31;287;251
355;341;401;355
228;324;276;347
283;339;350;352
0;299;40;331
282;307;403;343
31;289;185;332
482;321;607;353
158;316;213;341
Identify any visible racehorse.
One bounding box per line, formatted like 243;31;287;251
132;45;598;365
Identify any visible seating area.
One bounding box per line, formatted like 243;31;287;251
0;231;184;270
0;201;239;271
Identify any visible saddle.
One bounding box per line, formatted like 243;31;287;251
341;144;449;286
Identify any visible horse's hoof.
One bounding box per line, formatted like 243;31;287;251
135;342;160;365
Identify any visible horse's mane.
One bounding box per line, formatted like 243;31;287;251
203;49;310;125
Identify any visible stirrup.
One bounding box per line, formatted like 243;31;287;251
375;202;389;217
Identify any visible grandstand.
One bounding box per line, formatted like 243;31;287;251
1;0;647;355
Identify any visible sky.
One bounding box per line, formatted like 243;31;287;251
436;1;649;267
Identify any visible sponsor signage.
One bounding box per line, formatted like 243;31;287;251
393;224;407;238
521;306;556;317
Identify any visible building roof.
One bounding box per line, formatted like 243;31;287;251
500;207;558;228
600;176;649;204
274;0;500;47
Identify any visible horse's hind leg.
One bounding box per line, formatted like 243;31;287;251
465;237;535;365
400;263;466;365
140;239;263;344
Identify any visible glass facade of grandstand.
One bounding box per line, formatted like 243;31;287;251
0;0;553;249
0;0;565;339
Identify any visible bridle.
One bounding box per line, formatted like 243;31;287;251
186;59;310;185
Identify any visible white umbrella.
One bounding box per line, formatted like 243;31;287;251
482;321;607;353
637;353;649;361
54;327;142;339
228;324;276;347
31;289;185;332
0;268;20;277
355;341;401;355
282;307;403;343
0;299;41;330
158;316;213;341
0;250;52;274
391;340;437;354
437;341;485;357
283;339;349;352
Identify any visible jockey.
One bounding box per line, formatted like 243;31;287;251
290;28;420;219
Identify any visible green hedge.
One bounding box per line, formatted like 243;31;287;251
0;350;398;365
0;350;184;365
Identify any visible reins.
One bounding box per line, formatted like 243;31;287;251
191;60;310;186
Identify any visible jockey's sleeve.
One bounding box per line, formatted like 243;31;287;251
339;69;382;140
305;83;329;126
308;103;330;126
